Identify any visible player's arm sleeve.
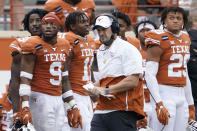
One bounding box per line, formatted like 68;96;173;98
144;61;161;103
144;32;163;103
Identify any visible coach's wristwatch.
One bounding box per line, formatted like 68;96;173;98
105;86;109;95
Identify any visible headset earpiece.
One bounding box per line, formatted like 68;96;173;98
94;14;120;34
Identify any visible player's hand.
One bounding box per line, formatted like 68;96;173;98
13;112;22;122
67;107;83;129
156;101;170;125
188;105;195;122
136;117;148;129
21;107;33;125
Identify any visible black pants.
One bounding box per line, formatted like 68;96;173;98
91;111;138;131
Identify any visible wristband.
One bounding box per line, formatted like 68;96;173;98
62;90;73;99
64;99;77;110
22;101;29;109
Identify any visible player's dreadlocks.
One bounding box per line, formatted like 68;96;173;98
112;11;131;27
161;7;188;29
65;11;88;31
22;9;48;31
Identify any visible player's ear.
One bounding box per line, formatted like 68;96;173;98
70;24;76;31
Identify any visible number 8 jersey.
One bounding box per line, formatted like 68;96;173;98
145;30;190;87
21;36;70;96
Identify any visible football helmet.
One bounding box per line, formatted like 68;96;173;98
187;119;197;131
11;121;36;131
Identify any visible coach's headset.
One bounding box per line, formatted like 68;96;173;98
93;14;120;46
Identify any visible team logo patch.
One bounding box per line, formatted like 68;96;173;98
43;49;48;53
35;44;43;51
170;41;175;45
55;6;62;12
162;36;169;41
74;39;79;45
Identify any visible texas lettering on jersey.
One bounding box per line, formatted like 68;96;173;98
62;32;96;95
145;30;190;86
21;36;70;96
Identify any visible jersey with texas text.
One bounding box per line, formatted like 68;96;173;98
21;36;70;96
64;32;96;95
145;30;190;86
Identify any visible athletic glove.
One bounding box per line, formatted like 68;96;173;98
136;117;148;129
67;107;83;129
13;112;22;122
21;107;33;125
156;101;170;125
188;105;195;122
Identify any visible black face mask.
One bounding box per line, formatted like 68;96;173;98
71;0;81;5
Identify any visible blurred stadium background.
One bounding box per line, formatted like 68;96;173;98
0;0;196;95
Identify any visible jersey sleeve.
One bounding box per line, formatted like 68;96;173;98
9;40;21;55
44;0;58;11
145;30;162;48
20;37;39;54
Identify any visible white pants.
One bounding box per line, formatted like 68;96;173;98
151;84;189;131
71;93;93;131
30;91;65;131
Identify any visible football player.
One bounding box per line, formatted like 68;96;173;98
9;8;48;127
44;0;95;30
134;20;157;130
144;7;195;131
112;11;141;50
62;11;96;131
19;13;82;131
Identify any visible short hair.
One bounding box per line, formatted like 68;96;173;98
65;11;88;31
22;9;49;31
134;20;157;37
161;7;188;29
112;11;131;27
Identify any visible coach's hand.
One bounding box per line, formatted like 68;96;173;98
156;101;170;125
67;107;83;129
21;107;33;125
188;105;195;122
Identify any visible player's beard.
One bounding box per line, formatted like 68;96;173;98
42;33;58;42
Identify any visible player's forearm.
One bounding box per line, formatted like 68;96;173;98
145;61;161;103
9;55;21;112
109;74;139;94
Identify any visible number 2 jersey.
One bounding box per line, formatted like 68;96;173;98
145;29;190;86
21;36;70;96
64;32;96;95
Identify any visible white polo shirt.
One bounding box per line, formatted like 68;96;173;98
97;37;143;80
